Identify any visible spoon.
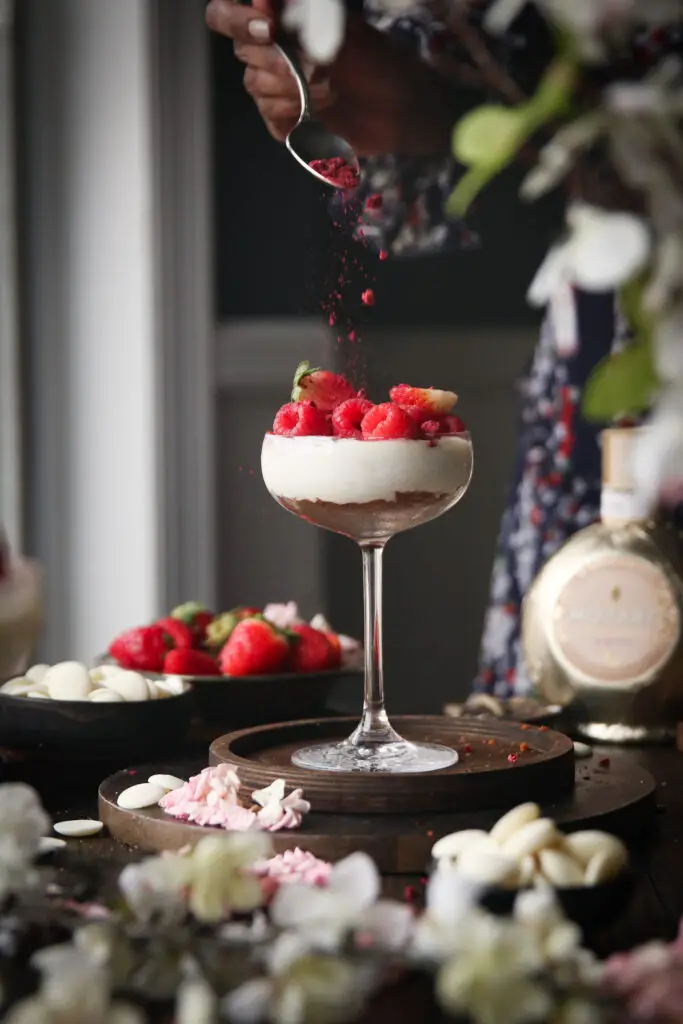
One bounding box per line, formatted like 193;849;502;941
239;1;359;188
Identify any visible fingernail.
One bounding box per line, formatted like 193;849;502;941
248;19;270;40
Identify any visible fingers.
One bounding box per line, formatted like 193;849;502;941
205;0;272;44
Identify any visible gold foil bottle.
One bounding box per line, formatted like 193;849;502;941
522;427;683;742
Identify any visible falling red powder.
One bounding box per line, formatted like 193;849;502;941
309;157;360;190
361;289;375;306
365;193;383;211
379;250;388;261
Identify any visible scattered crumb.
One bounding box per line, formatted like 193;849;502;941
520;742;529;753
507;753;518;764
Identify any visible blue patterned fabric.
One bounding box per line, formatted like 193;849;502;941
350;2;624;697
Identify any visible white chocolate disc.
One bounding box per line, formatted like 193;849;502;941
148;774;185;792
117;783;166;810
53;819;104;837
45;662;92;701
489;803;541;845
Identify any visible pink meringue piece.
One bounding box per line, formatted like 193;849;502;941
252;848;332;887
159;764;256;830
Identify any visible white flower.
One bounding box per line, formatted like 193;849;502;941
282;0;346;65
6;944;143;1024
528;204;650;307
262;603;302;630
184;834;272;923
271;851;413;952
223;933;375;1024
118;855;189;925
0;783;50;902
633;391;683;507
251;779;311;832
411;866;482;962
435;913;552;1024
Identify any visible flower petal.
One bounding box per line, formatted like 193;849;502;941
357;900;414;950
567;207;650;291
527;244;570;307
223;979;272;1024
329;852;380;909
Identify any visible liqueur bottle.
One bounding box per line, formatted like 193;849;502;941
522;427;683;742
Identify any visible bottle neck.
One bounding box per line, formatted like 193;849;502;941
600;486;652;526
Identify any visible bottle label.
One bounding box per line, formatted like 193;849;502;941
600;487;652;523
549;554;680;685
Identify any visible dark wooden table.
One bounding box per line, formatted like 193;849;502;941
2;742;681;1020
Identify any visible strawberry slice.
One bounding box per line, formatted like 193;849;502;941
390;384;458;417
291;361;355;412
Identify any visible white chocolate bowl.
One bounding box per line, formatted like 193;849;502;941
0;661;194;761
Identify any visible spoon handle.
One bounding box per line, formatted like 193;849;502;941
236;0;312;121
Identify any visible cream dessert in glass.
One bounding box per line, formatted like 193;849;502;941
261;363;473;774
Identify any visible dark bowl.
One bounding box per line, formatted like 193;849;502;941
0;688;195;762
477;870;636;936
150;667;363;736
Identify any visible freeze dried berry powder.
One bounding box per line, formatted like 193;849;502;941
309;157;360;190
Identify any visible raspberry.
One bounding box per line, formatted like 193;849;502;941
365;193;383;211
272;401;330;438
332;397;374;439
361;289;375;306
309;158;360;190
361;403;418;440
420;414;466;438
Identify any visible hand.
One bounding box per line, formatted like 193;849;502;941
206;0;458;156
205;0;336;142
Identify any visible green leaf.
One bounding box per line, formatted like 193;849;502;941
453;105;527;168
524;58;577;129
620;274;655;346
446;166;498;217
582;343;658;422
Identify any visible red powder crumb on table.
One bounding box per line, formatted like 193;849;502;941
520;742;529;753
464;744;472;753
488;738;495;746
599;757;611;768
361;289;375;306
427;830;434;838
508;753;518;764
539;725;549;732
309;157;360;190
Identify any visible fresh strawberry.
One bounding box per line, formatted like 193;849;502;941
291;361;355;412
206;606;263;648
421;414;467;438
324;632;343;667
219;617;290;676
272;401;331;437
163;648;221;676
171;601;214;644
331;396;374;439
389;384;458;417
156;616;194;649
361;402;418;440
289;624;340;673
109;625;171;673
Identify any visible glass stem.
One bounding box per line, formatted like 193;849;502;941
349;542;401;747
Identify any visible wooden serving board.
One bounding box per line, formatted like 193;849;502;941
98;753;657;873
208;716;576;814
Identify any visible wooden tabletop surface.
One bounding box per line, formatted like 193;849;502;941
3;741;682;1021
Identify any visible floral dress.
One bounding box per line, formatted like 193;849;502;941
352;1;623;698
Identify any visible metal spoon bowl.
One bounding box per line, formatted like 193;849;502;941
275;38;360;188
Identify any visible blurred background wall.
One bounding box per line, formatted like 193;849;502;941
8;0;562;706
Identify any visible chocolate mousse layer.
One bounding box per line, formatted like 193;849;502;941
277;490;458;541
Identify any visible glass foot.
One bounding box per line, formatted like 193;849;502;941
291;739;458;774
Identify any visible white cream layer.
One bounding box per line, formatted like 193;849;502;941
261;434;473;504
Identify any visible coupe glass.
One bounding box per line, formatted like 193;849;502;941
261;431;473;773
